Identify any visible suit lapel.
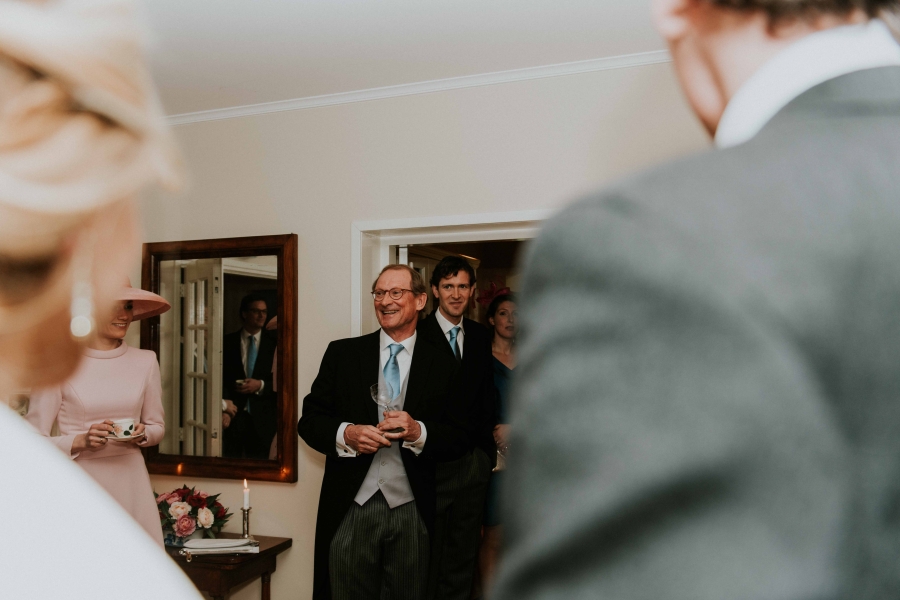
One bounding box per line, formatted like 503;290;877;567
360;331;381;425
228;334;248;379
423;312;456;360
404;335;435;416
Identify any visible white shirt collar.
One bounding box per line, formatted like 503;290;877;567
434;307;464;335
241;328;261;341
380;329;417;355
715;19;900;149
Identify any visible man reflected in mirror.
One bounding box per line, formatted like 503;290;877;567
222;293;277;458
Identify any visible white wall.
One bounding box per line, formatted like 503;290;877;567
139;62;707;599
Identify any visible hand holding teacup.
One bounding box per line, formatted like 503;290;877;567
72;420;114;454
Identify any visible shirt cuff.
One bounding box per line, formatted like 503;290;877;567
257;381;265;395
336;422;358;458
402;421;427;456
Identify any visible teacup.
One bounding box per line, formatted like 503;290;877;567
112;418;135;438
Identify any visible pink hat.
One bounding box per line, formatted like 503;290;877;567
119;281;170;321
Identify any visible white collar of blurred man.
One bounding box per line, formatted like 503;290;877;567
374;269;427;343
717;19;900;147
432;271;474;327
650;0;898;139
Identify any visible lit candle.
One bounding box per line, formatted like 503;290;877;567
243;479;250;509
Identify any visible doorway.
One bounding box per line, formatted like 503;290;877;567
408;240;525;324
351;210;547;336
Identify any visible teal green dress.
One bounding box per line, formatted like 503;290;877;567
484;357;513;526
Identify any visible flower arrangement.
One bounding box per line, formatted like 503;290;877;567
155;485;231;546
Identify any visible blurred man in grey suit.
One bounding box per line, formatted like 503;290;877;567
493;2;900;600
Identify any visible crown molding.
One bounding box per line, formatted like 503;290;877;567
167;50;671;126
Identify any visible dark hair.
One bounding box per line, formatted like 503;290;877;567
429;256;476;290
486;293;516;322
711;0;898;22
239;293;268;317
372;264;427;297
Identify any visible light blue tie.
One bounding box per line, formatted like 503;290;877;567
384;343;403;401
245;336;258;413
246;335;258;378
448;326;461;362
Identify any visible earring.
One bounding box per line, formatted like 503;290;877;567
69;241;94;339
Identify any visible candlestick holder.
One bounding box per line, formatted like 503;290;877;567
241;507;251;539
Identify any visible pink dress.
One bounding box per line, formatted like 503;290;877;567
26;342;165;545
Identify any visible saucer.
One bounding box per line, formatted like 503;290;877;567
108;431;145;442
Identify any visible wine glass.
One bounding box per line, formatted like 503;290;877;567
369;382;404;433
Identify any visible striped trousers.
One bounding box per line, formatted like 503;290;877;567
330;491;429;600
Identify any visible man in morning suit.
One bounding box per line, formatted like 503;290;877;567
222;294;276;458
419;256;497;600
298;265;469;600
493;2;900;600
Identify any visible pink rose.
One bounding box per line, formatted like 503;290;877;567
197;507;214;528
197;491;209;499
166;494;179;505
155;492;170;504
174;515;196;538
169;501;191;519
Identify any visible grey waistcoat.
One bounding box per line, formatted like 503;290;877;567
353;369;414;508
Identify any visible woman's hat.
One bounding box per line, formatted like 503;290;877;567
119;281;170;321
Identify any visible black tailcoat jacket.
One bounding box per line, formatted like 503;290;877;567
417;312;498;459
222;330;277;411
298;330;468;600
222;330;278;455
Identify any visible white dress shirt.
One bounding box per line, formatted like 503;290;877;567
716;19;900;149
240;329;264;394
335;329;427;457
435;307;465;359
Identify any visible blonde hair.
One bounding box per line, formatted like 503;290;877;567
0;0;182;393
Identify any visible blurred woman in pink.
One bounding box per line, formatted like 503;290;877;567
26;283;171;544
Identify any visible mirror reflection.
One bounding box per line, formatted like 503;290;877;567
156;256;279;459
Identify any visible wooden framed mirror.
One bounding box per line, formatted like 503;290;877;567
140;234;297;483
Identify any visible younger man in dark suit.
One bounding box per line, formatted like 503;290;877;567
222;293;276;458
299;265;469;600
419;256;497;600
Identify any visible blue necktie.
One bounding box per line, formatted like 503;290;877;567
448;326;461;362
247;335;258;379
384;343;403;401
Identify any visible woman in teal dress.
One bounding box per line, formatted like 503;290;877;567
480;293;517;594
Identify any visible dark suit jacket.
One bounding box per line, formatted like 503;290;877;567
494;67;900;600
222;330;277;452
298;330;469;600
418;312;498;460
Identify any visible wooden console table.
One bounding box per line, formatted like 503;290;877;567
166;533;292;600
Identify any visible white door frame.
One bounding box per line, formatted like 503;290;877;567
350;209;551;336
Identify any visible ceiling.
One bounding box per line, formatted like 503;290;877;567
141;0;666;117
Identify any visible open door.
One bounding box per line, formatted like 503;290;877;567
180;258;223;456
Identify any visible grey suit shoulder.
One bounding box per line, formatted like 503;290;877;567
495;67;900;600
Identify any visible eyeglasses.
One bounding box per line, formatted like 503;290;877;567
372;288;413;301
245;309;267;316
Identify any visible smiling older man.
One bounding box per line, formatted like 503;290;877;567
299;264;468;600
